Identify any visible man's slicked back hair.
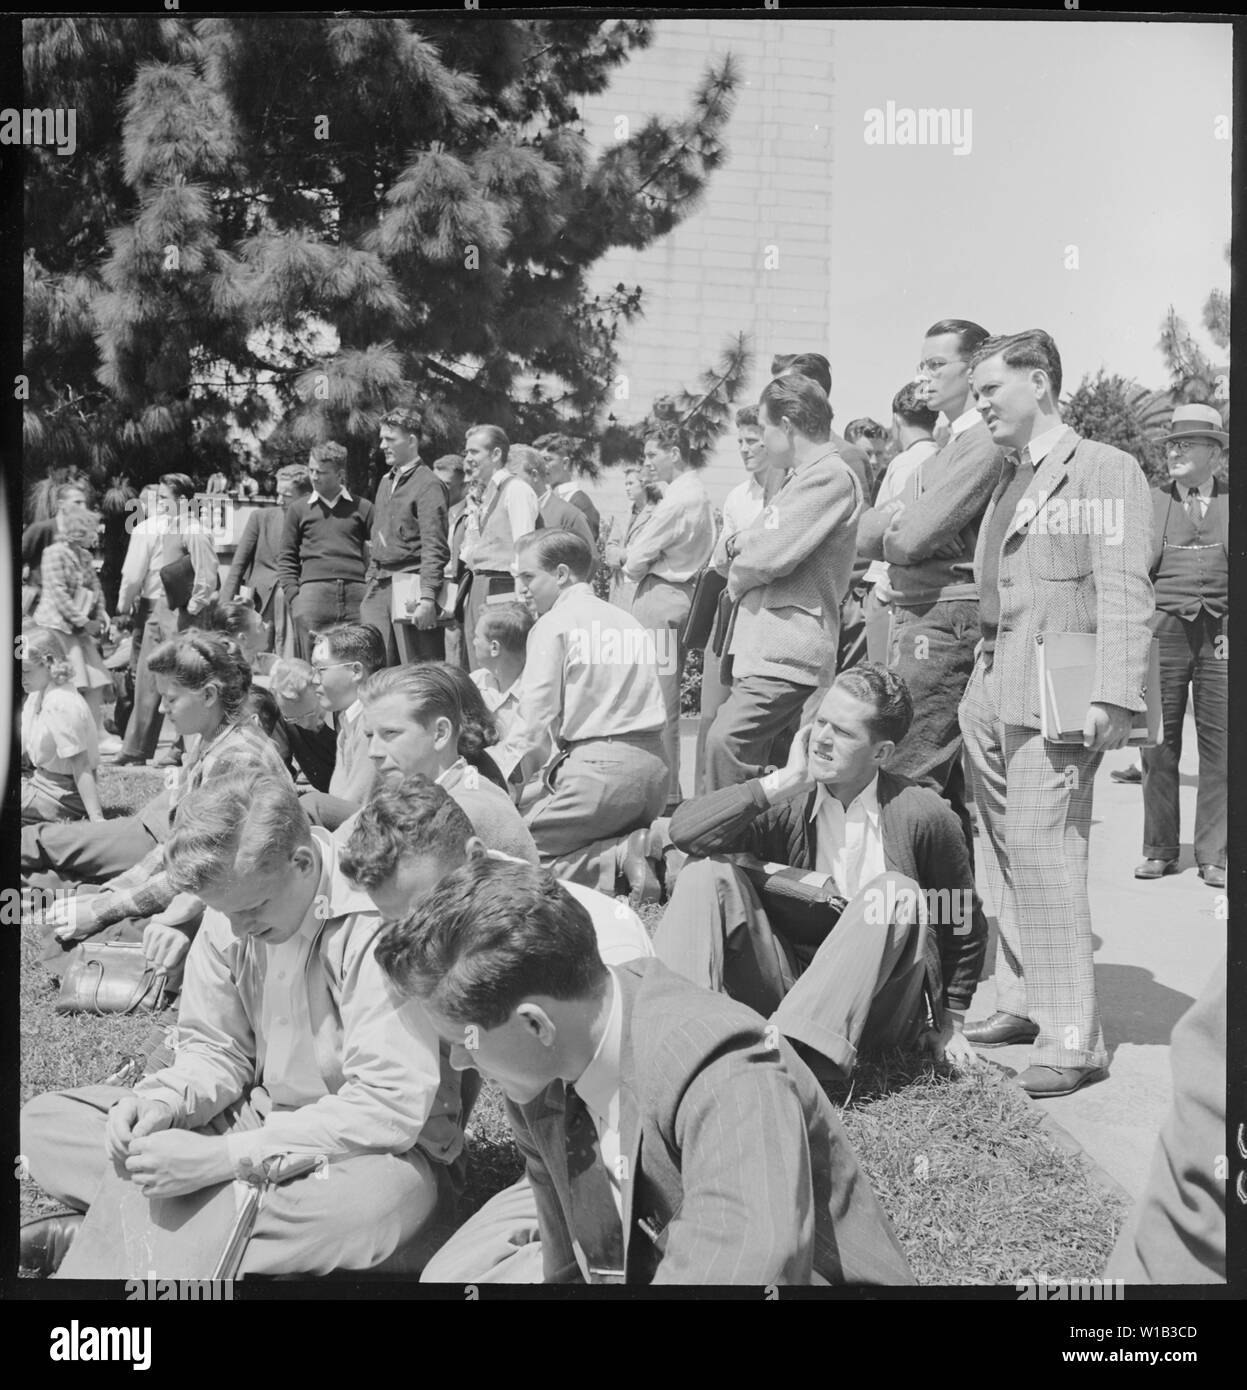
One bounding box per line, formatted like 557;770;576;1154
924;318;992;361
375;857;608;1028
832;661;914;746
759;374;833;442
970;328;1063;400
164;770;311;895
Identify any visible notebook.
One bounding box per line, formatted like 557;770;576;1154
1035;632;1162;746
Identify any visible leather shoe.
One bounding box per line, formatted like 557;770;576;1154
1135;858;1179;880
1110;764;1142;785
1198;864;1226;889
620;829;660;907
1018;1064;1107;1098
963;1010;1039;1047
19;1212;84;1278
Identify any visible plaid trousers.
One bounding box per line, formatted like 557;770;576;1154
959;655;1106;1068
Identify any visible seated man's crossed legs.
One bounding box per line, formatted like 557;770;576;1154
652;858;928;1080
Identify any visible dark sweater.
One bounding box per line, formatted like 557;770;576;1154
369;460;450;598
278;492;375;599
669;769;987;1016
857;419;1004;605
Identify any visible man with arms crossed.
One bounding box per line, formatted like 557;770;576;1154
857;318;1005;853
704;374;862;792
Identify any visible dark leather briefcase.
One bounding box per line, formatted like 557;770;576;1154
734;856;847;951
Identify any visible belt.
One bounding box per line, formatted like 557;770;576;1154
562;729;665;749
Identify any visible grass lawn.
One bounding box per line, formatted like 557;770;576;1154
20;768;1129;1285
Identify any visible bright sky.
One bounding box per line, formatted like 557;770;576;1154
829;19;1232;420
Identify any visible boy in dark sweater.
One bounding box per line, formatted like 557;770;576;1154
278;441;374;660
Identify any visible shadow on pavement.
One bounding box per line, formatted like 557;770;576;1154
1097;963;1195;1050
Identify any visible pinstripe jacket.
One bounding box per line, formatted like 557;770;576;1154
972;427;1154;728
506;957;915;1285
726;447;863;686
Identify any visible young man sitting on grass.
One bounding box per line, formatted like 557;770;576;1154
338;773;653;1283
20;768;464;1279
469;600;533;746
651;663;988;1081
298;622;386;830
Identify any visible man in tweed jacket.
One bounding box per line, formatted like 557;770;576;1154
704;372;862;791
958;330;1154;1098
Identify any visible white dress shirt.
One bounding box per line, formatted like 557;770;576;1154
461;472;541;570
949;405;982;438
1023;421;1068;468
622;469;715;583
863;438;939;587
1178;478;1214;519
712;476;766;572
810;774;886;899
312;485;353;508
492;582;667;779
573;967;625;1223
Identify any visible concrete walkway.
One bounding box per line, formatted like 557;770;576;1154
677;710;1224;1202
968;712;1224;1201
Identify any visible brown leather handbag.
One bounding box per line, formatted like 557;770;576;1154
55;940;170;1016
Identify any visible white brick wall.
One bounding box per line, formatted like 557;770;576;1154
580;18;837;528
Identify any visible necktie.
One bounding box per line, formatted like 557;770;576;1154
1184;490;1203;521
563;1084;625;1284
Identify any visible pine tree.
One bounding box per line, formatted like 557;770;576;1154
23;17;740;495
638;331;755;464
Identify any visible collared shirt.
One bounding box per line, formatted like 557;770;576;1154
313;485;352;509
573;967;625;1221
1024;421;1068;468
328;699;376;806
949;405;981;437
491;582;667;780
622;469;715;583
461;471;542;570
471;668;523;743
863;438;939;587
712;476;766;572
136;827;461;1173
116;512;217;614
810;774;886;899
1178;478;1214;519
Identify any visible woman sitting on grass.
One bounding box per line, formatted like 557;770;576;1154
346;661;538;863
20;628;105;826
26;629;292;977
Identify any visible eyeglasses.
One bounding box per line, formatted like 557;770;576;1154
311;660;356;681
915;357;963;377
1165;439;1214;455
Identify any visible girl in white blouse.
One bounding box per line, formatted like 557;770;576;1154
20;627;105;824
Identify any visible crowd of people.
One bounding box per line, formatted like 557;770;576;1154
16;325;1227;1285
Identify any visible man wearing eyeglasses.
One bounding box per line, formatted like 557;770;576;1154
1135;404;1228;890
856;319;1005;856
298;623;387;831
